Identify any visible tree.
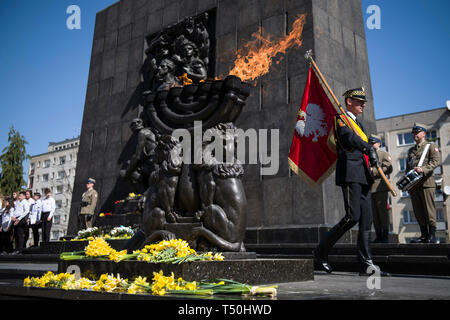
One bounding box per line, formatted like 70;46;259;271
0;126;29;195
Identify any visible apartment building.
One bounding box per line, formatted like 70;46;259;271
27;137;80;242
376;106;449;243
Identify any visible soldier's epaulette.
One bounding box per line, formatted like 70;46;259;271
335;115;348;128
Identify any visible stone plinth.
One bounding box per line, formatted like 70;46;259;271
58;258;313;284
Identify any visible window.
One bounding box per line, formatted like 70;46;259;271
56;185;63;194
56;200;63;209
426;130;438;146
59;156;66;165
57;171;65;180
30;163;35;170
402;210;417;224
51;231;59;240
43;174;49;182
62;215;67;222
397;132;414;146
36;175;40;182
69;154;73;161
435;189;444;202
398;158;407;172
437;208;445;222
434;166;442;175
44;160;51;168
54;215;60;224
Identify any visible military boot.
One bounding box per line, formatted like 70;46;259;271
380;229;389;244
313;217;356;273
358;231;391;277
410;226;428;243
373;229;382;243
427;226;440;244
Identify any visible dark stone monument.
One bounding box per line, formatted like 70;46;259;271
69;0;376;248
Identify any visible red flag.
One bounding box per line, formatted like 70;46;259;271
288;67;337;186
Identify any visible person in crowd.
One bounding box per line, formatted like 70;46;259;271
23;190;35;247
29;192;42;247
407;123;441;243
0;193;4;211
41;188;55;242
313;87;389;277
0;197;15;254
12;191;19;207
79;178;98;229
368;135;393;243
11;191;30;254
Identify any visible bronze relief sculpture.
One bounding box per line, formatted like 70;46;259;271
122;12;251;252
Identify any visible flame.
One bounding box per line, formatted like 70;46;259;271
178;73;193;85
228;14;307;83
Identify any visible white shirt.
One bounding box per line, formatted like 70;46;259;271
346;110;357;122
1;208;14;230
13;199;30;220
42;196;56;219
27;198;35;211
29;199;42;225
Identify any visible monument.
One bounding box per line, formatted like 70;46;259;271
68;0;376;248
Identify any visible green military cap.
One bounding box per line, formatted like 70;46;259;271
412;123;428;133
343;87;367;102
368;134;382;144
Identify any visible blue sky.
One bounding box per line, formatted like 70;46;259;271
0;0;449;177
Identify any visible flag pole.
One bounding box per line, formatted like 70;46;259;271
304;50;397;197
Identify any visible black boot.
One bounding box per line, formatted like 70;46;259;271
122;229;146;252
410;226;428;243
373;229;382;243
313;217;356;274
380;229;389;244
358;231;391;277
427;226;439;244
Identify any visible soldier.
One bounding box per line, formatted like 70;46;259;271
369;135;393;243
406;123;441;244
313;87;390;276
79;178;98;230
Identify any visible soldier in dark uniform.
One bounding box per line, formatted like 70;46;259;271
406;123;441;243
369;135;393;243
313;88;389;276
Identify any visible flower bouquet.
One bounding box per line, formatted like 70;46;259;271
130;239;224;264
61;237;129;262
60;238;224;264
24;270;277;297
73;227;103;240
106;226;135;239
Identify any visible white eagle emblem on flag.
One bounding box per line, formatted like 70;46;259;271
295;103;328;142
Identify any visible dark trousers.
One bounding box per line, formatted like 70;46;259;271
0;229;13;253
41;212;53;242
13;224;25;252
317;182;373;270
31;223;41;246
23;224;30;248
